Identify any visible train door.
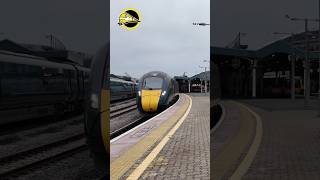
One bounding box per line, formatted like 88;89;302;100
78;70;85;101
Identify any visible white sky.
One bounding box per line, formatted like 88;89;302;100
212;0;319;50
110;0;210;79
0;0;107;55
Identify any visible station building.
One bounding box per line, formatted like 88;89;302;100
211;34;320;99
174;71;210;93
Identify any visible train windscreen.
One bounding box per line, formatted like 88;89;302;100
143;77;163;89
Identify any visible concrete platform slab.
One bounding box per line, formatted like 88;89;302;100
110;94;191;180
134;94;210;179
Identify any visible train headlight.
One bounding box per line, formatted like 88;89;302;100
161;91;166;96
138;91;141;96
90;94;99;109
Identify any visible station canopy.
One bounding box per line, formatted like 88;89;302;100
211;40;319;59
190;71;210;81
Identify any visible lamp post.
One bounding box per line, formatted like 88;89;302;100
285;14;319;106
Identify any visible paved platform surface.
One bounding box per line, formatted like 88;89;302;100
212;99;320;180
211;101;256;180
110;94;190;180
133;94;210;179
241;99;320;180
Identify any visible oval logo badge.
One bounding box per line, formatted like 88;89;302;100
118;8;141;30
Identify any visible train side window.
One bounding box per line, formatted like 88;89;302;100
2;62;17;74
42;67;59;77
25;65;42;75
110;81;116;86
70;70;76;79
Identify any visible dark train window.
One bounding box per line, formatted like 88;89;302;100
143;77;163;89
1;62;17;74
110;81;126;92
25;65;42;75
70;70;76;78
43;67;59;77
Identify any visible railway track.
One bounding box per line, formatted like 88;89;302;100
110;96;179;139
110;115;152;139
0;99;139;178
0;113;84;137
110;103;137;119
0;133;87;178
110;98;136;107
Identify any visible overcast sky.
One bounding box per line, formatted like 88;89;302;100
0;0;107;55
110;0;210;79
212;0;319;49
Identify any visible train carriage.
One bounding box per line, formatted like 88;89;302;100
110;77;137;102
0;50;90;125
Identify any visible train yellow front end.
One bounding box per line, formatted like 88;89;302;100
140;90;161;112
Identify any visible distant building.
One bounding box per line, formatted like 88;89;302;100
174;71;210;93
174;75;189;93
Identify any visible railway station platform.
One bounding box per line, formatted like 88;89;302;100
212;99;320;179
110;93;210;179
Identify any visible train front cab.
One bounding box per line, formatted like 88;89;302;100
137;73;171;113
85;45;109;176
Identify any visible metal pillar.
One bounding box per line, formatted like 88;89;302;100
319;0;320;100
319;0;320;115
204;80;207;93
252;60;257;98
319;61;320;99
188;80;191;93
290;55;296;100
304;68;307;96
305;19;311;106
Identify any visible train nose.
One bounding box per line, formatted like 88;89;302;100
141;90;161;112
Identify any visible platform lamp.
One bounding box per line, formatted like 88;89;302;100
192;22;210;26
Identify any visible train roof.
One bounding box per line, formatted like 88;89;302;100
140;71;171;80
0;50;90;71
110;77;137;84
0;50;48;61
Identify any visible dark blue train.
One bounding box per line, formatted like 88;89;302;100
0;50;90;125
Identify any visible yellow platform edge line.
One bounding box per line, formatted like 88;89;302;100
230;101;263;180
127;95;193;180
110;94;191;179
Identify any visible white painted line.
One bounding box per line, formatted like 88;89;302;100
110;95;181;143
230;101;263;180
211;102;226;134
126;95;193;180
